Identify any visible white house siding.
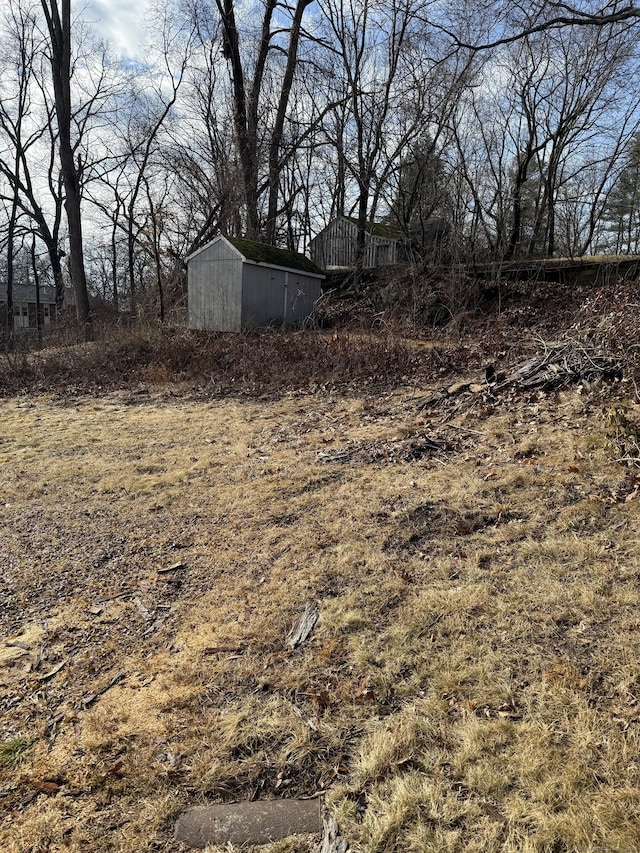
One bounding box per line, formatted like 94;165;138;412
0;284;57;332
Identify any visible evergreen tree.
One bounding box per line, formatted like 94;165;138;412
389;137;451;261
601;134;640;254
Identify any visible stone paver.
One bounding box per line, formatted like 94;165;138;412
174;797;322;848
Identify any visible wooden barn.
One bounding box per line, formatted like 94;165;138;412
309;217;408;270
186;235;324;331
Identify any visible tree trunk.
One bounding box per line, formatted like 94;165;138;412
5;198;17;352
216;0;276;239
354;188;368;286
506;154;529;260
111;217;119;312
32;237;43;347
40;0;92;337
264;0;313;245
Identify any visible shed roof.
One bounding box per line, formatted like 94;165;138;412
345;217;404;241
187;235;323;277
311;216;405;244
227;236;322;275
0;283;57;303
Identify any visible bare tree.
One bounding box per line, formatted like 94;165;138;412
188;0;316;242
447;6;640;260
0;0;36;346
119;9;192;317
39;0;92;333
317;0;424;278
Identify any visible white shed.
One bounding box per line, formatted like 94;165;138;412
186;235;324;331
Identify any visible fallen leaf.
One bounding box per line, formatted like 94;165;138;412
32;780;61;795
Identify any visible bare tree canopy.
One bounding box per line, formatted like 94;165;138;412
1;0;640;332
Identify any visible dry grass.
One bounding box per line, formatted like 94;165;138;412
2;307;640;851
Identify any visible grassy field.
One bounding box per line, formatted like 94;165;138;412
2;285;640;852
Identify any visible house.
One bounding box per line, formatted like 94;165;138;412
0;283;58;331
186;235;324;331
309;217;408;270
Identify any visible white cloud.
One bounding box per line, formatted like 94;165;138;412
82;0;147;60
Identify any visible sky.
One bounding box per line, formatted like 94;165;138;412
83;0;147;61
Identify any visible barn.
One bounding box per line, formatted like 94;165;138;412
309;217;408;270
186;235;324;331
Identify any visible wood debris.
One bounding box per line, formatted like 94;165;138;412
36;659;67;682
315;816;349;853
158;562;187;574
492;339;621;391
316;433;454;465
81;669;125;708
287;601;319;649
417;338;622;419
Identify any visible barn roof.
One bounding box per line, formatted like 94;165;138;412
345;217;404;241
310;216;405;244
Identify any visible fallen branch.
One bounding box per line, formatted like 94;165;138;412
316;816;349;853
81;670;125;708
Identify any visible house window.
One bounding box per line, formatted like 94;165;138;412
13;307;20;316
43;305;50;317
21;306;28;317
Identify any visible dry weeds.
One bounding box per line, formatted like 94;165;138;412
2;315;640;852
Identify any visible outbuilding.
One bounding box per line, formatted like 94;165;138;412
187;235;324;331
309;217;407;270
309;215;451;269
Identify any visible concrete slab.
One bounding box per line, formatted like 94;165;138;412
174;797;322;848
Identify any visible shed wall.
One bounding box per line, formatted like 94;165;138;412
241;266;320;327
188;244;242;331
283;273;321;323
310;218;404;269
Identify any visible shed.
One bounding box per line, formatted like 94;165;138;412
309;217;408;270
186;235;324;331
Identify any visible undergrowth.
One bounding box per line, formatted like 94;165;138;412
0;324;464;398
